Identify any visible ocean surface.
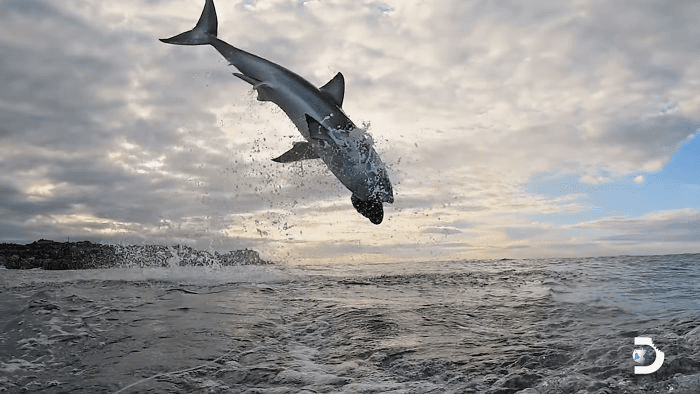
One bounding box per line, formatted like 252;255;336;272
1;254;699;393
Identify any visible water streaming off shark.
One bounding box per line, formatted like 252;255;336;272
160;0;393;224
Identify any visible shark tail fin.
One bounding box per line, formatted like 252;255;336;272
160;0;217;45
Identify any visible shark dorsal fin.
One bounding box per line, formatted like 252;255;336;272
319;72;345;107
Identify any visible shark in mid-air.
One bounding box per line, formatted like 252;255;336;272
161;0;393;224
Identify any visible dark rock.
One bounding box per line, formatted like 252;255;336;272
0;240;118;270
0;240;269;270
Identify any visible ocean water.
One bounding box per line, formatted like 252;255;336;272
1;254;699;393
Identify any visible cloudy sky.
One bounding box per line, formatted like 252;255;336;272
1;0;699;263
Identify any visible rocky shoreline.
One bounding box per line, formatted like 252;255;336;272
0;239;269;270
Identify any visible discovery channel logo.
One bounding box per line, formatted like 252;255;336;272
633;337;664;374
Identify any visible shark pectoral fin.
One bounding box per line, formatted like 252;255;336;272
319;72;345;107
272;142;320;163
351;194;384;225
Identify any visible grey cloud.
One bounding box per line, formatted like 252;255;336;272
504;226;552;241
424;226;462;235
0;0;274;240
575;209;700;244
0;191;74;226
382;1;700;179
1;0;699;261
604;117;697;159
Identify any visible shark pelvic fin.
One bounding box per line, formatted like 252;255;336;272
233;73;274;102
254;83;275;102
272;142;320;163
319;72;345;107
233;73;261;86
160;0;217;45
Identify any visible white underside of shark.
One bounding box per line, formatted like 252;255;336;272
161;0;393;224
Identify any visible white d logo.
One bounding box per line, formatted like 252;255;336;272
634;337;664;374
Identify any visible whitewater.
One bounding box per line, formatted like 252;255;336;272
1;254;699;393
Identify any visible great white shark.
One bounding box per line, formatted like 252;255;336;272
161;0;393;224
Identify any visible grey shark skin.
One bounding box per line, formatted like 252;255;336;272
160;0;393;224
